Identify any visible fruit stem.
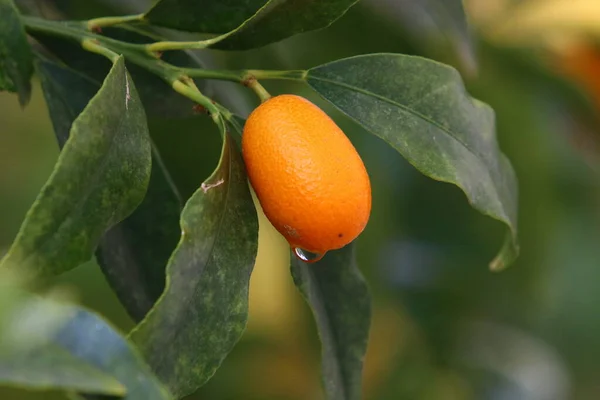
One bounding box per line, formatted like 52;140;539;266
243;76;271;102
86;14;145;31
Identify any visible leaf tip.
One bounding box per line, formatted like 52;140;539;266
17;85;32;108
489;256;507;272
489;238;520;272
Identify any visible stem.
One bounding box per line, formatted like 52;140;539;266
214;103;234;120
81;39;120;63
171;80;220;120
23;17;307;84
180;68;244;83
22;16;310;117
180;68;306;83
87;14;145;31
244;77;271;102
248;69;307;81
146;35;227;53
24;16;147;54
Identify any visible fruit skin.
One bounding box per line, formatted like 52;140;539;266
242;94;371;256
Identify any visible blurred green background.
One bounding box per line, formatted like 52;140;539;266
3;0;600;399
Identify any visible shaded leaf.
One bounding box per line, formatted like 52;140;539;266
0;288;170;399
0;0;33;105
129;131;259;397
291;243;371;400
227;114;246;135
36;56;101;147
207;0;360;50
373;0;476;74
96;147;182;322
225;114;246;146
146;0;265;34
0;57;151;278
29;21;207;118
36;55;183;321
306;54;519;270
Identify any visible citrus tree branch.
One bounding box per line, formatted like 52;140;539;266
86;14;145;31
22;16;305;105
145;35;227;53
81;39;120;63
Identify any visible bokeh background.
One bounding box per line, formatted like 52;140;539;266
2;0;600;399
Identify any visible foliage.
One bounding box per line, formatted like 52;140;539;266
0;0;523;399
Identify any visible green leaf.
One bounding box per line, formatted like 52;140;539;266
206;0;360;50
145;0;266;34
291;244;371;400
36;57;101;147
306;54;519;270
96;147;182;322
226;114;246;135
129;130;259;397
36;56;182;321
30;23;207;118
0;288;171;399
0;57;151;278
0;0;33;105
225;114;246;146
386;0;476;74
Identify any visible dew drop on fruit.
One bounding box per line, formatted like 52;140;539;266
293;247;325;263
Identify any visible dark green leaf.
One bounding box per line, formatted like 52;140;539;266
0;288;171;399
226;114;246;135
0;57;151;278
36;56;101;147
225;114;246;146
306;54;519;270
145;0;265;34
207;0;360;50
129;131;259;397
96;146;182;322
0;0;33;105
291;244;371;400
36;56;183;321
29;22;208;118
383;0;476;74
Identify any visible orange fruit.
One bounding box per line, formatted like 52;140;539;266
242;94;371;262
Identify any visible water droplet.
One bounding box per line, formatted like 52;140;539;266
293;247;325;263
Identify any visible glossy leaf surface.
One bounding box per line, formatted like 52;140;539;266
306;54;519;270
146;0;265;34
212;0;359;50
146;0;359;50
